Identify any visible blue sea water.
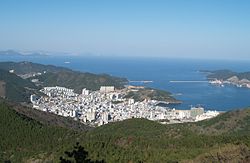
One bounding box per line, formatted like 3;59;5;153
1;55;250;111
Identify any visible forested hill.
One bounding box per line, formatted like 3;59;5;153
0;61;71;74
0;61;127;93
0;69;36;102
1;100;250;162
3;99;91;131
83;109;250;162
34;71;127;93
0;101;88;162
203;69;250;80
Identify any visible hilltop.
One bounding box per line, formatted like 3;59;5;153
1;100;250;162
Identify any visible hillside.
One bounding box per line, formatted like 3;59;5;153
0;69;36;102
0;61;127;92
82;112;250;162
0;101;87;163
191;109;250;135
204;69;250;81
125;87;181;104
1;100;250;162
4;100;91;132
0;61;71;74
34;71;126;93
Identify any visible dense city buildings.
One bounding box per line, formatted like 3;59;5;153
31;86;220;126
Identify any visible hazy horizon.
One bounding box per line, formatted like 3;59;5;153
0;0;250;60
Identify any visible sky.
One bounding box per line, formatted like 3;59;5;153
0;0;250;59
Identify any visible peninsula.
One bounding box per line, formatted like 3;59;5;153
202;69;250;88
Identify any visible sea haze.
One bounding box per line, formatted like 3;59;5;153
1;55;250;111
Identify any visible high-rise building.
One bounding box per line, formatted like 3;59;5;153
87;108;96;122
100;86;115;93
190;107;204;118
82;88;89;95
101;112;109;123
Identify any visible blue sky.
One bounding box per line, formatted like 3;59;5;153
0;0;250;59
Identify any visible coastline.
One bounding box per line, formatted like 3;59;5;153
1;56;250;111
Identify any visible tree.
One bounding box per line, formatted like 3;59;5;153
60;142;105;163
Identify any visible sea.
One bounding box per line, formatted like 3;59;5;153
1;55;250;111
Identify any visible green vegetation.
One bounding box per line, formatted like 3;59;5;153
5;100;91;132
0;61;127;93
0;61;179;102
191;109;250;135
203;69;250;80
0;101;85;162
1;61;250;162
125;87;181;103
0;69;36;102
35;71;126;93
60;142;104;163
82;117;250;162
1;101;250;162
0;61;70;74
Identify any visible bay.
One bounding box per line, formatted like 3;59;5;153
1;55;250;111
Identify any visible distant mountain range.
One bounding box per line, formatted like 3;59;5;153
0;50;49;56
0;50;95;57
